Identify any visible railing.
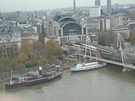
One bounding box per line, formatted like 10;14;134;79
78;54;135;69
0;64;62;84
72;42;135;69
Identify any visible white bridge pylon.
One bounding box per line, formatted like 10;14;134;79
116;33;129;71
72;34;135;70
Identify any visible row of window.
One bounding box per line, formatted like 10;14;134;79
0;44;19;57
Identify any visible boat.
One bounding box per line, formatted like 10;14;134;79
5;65;63;89
70;62;106;72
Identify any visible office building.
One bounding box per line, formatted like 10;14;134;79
95;0;101;7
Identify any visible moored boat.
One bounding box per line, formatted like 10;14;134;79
5;65;63;89
71;62;106;72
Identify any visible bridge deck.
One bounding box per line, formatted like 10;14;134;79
78;54;135;69
67;40;135;69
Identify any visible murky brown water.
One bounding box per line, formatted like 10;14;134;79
1;66;135;101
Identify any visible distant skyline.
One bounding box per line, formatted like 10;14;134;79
0;0;135;12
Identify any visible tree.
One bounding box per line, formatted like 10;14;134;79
46;40;63;60
31;41;47;65
0;39;64;72
18;42;33;64
0;57;18;72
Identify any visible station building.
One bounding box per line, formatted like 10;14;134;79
54;15;86;44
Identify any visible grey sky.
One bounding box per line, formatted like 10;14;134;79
0;0;135;12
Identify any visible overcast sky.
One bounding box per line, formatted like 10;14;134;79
0;0;135;12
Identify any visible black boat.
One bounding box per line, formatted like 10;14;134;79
5;65;63;89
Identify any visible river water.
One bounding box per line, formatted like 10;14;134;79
1;66;135;101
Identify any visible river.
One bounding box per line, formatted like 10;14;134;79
1;66;135;101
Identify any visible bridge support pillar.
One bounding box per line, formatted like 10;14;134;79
122;67;130;72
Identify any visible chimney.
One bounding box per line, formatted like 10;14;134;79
73;0;76;12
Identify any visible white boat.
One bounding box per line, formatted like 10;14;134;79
71;62;106;72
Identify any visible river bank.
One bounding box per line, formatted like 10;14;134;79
1;66;135;101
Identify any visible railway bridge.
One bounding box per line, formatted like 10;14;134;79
60;34;135;71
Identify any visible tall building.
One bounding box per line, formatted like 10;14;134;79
47;20;55;37
107;0;112;31
95;0;100;7
0;33;21;57
89;7;101;18
107;0;112;15
73;0;76;12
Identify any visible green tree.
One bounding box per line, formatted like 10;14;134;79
46;40;63;60
18;42;33;64
31;41;47;65
0;57;18;72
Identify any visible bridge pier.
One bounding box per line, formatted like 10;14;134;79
122;67;131;72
